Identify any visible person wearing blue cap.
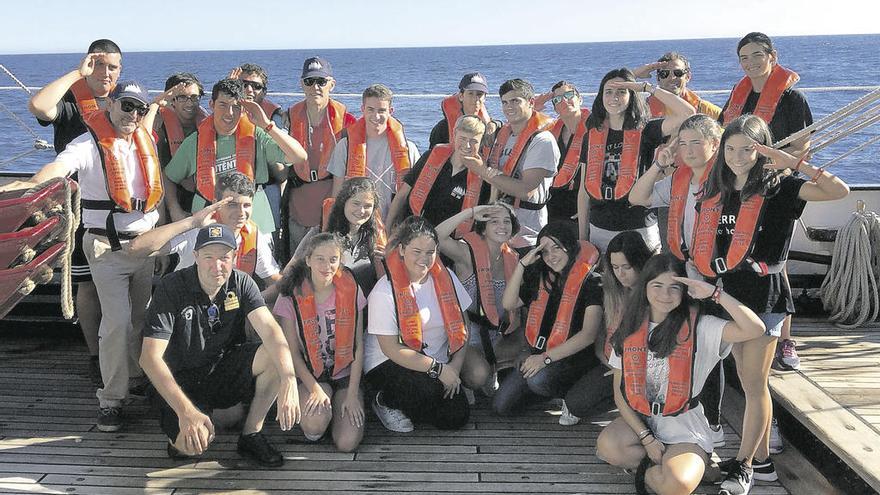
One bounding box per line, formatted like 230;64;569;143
428;72;500;151
140;223;301;467
25;77;163;433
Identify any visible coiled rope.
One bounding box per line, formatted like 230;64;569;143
820;201;880;328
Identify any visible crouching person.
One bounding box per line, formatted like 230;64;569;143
140;224;301;467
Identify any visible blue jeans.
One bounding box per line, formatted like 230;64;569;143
493;349;594;416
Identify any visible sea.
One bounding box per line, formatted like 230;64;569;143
1;34;879;183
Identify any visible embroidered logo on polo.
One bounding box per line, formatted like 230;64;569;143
181;306;194;321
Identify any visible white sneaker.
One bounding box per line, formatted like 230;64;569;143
769;418;784;454
558;400;581;426
710;424;726;448
371;392;414;433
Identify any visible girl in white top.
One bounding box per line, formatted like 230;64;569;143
597;253;765;495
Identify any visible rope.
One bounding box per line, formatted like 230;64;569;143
820;201;880;328
0;64;33;95
775;88;880;149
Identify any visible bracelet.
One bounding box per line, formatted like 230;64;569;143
652;160;668;170
264;121;275;132
794;156;807;173
710;286;723;304
519;260;527;269
637;428;652;441
640;434;655;446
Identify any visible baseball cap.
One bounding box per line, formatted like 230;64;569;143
301;57;333;79
459;72;488;93
110;80;150;106
194;224;237;251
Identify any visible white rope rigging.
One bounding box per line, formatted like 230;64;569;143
820;201;880;329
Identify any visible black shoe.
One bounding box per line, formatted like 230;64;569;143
717;457;739;474
752;457;778;482
88;356;102;387
237;432;283;467
719;459;754;495
128;378;150;401
167;442;191;460
634;455;651;495
96;406;122;432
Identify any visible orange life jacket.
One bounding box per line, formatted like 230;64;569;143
344;116;411;189
293;267;358;378
384;251;467;355
691;192;766;277
159;106;209;157
549;110;590;188
487;111;554;177
259;98;281;119
667;163;712;260
584;125;642;201
236;220;258;276
195;116;256;202
722;65;800;125
441;94;491;142
621;307;698;417
524;241;599;351
82;110;164;214
408;144;483;237
647;89;702;118
287;99;348;182
69;78;106;123
461;232;518;328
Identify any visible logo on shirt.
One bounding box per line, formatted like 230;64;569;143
181;306;194;321
215;155;236;174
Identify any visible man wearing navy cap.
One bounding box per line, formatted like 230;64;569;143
428;71;500;149
281;56;356;260
140;224;300;466
26;79;163;432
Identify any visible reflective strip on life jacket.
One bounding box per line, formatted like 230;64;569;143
584;126;642;201
666;162;712;260
461;232;518;328
549;110;590;188
524;241;599;351
236;220;258;276
293;266;358;378
195;116;256;202
722;65;800;125
344;116;411;189
384;251;467;355
647;89;702;118
288;99;348;182
159;106;209;157
691;192;766;278
621;307;698;417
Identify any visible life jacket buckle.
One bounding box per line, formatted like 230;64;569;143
535;336;547;351
310;169;319;182
713;257;728;274
603;186;614;201
131;198;146;213
651;402;662;416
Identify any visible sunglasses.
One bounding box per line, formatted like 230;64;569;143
658;69;688;79
174;94;201;104
119;100;148;117
241;80;265;91
303;77;330;88
551;90;578;106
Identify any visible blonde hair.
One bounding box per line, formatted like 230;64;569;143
454;115;486;136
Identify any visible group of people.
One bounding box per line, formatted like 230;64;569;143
8;31;853;495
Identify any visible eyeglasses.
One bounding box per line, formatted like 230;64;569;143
551;90;577;106
207;303;220;329
658;69;688;79
241;80;265;91
119;100;148;117
303;77;330;88
174;95;201;104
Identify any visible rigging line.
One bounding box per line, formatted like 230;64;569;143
0;148;41;169
0;100;43;141
0;64;33;95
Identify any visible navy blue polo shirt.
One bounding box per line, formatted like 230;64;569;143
144;265;265;374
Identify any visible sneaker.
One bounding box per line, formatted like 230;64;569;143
709;424;726;448
97;406;122;432
237;432;284;467
780;339;801;370
88;356;102;387
717;457;738;475
558;400;581;426
480;372;499;397
752;457;778;482
719;459;754;495
769;418;784;454
371;392;414;433
128;379;150;401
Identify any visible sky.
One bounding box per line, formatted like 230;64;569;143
2;0;878;54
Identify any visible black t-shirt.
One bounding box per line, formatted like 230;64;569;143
402;149;490;228
428;119;450;149
707;176;807;312
144;265;266;374
520;272;603;347
547;129;583;223
36;90;108;153
581;119;665;230
719;88;813;146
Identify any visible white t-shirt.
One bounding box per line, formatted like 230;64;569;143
496;130;560;246
363;267;472;373
651;176;699;254
167;227;280;280
326;134;421;220
56;133;159;233
609;313;731;453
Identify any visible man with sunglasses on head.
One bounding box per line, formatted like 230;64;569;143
545;81;590;225
162;79;307;238
24;81;163;433
281;57;356;261
140;223;300;466
634;52;721;120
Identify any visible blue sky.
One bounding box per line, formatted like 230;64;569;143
2;0;877;54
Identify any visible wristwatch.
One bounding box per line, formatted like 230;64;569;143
427;359;443;379
543;353;553;366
